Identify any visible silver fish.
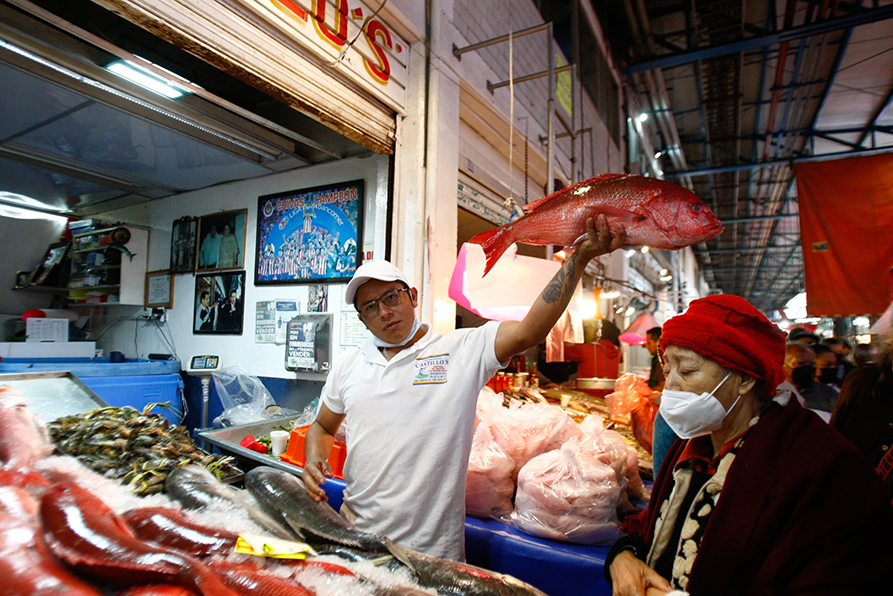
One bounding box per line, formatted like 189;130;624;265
393;548;551;596
244;466;415;571
164;465;295;540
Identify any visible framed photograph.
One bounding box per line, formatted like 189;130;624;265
145;270;173;308
196;209;247;272
194;271;245;334
30;242;70;287
255;179;364;285
170;216;197;274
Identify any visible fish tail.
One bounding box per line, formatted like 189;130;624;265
468;227;512;276
384;538;417;574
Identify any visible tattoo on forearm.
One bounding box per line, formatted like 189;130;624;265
543;252;580;304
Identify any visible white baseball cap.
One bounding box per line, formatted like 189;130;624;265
345;260;410;306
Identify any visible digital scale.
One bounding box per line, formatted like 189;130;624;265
186;355;221;432
186;355;221;374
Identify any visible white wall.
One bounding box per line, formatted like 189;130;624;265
94;154;390;379
1;213;68;337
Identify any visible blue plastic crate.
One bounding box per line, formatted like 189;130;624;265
79;374;184;424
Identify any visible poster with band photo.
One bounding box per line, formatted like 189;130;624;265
255;180;363;285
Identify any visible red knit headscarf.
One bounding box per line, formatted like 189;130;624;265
659;295;787;392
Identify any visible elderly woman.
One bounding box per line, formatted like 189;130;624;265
605;295;893;596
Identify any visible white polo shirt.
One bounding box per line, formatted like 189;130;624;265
321;321;504;561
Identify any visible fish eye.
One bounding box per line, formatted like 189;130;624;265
692;204;702;213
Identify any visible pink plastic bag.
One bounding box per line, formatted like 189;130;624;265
604;373;652;424
489;400;582;479
466;419;515;518
510;438;624;545
577;415;650;511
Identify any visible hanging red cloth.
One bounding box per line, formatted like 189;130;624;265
795;153;893;316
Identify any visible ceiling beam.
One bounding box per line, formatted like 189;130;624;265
723;214;798;223
700;244;800;254
668;144;893;178
625;4;893;73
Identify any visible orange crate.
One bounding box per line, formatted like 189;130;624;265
280;425;347;479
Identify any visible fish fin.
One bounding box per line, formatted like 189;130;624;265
370;554;394;566
384;539;417;574
589;173;629;182
522;174;630;215
467;227;511;277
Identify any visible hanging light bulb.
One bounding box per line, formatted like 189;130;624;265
592;286;604;320
602;286;621;299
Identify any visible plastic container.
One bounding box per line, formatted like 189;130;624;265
78;374;184;424
575;377;616;399
280;425;347;479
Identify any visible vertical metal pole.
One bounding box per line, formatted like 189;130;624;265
547;22;555;196
571;63;578;183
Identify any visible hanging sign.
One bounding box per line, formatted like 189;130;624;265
237;0;408;111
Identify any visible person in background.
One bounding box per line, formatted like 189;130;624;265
822;337;856;385
813;343;843;390
831;331;893;469
787;327;819;346
646;327;665;391
198;225;220;268
605;294;892;596
302;215;626;561
217;222;241;268
783;341;838;419
217;289;242;331
195;290;216;331
854;342;879;367
647;327;677;473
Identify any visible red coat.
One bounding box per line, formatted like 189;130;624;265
626;397;893;595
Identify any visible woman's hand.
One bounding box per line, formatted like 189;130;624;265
609;550;673;596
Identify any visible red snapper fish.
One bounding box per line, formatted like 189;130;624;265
39;483;240;596
469;173;723;275
0;385;54;471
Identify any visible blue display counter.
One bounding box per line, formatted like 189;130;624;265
199;419;626;596
319;476;614;596
0;358;183;423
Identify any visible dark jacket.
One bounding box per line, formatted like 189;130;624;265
831;363;893;467
611;397;893;595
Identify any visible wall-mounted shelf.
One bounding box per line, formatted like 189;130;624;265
67;226;148;305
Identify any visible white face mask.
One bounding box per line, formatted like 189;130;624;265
660;372;740;439
372;318;423;349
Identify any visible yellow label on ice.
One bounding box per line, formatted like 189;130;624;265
234;534;315;559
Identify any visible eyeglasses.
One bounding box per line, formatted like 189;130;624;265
359;287;410;318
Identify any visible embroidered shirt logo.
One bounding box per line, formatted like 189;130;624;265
413;353;450;385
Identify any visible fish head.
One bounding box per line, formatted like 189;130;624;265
648;182;724;247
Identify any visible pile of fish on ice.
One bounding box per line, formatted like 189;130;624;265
0;384;549;596
466;388;650;545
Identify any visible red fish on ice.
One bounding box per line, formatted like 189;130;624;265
469;173;723;275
